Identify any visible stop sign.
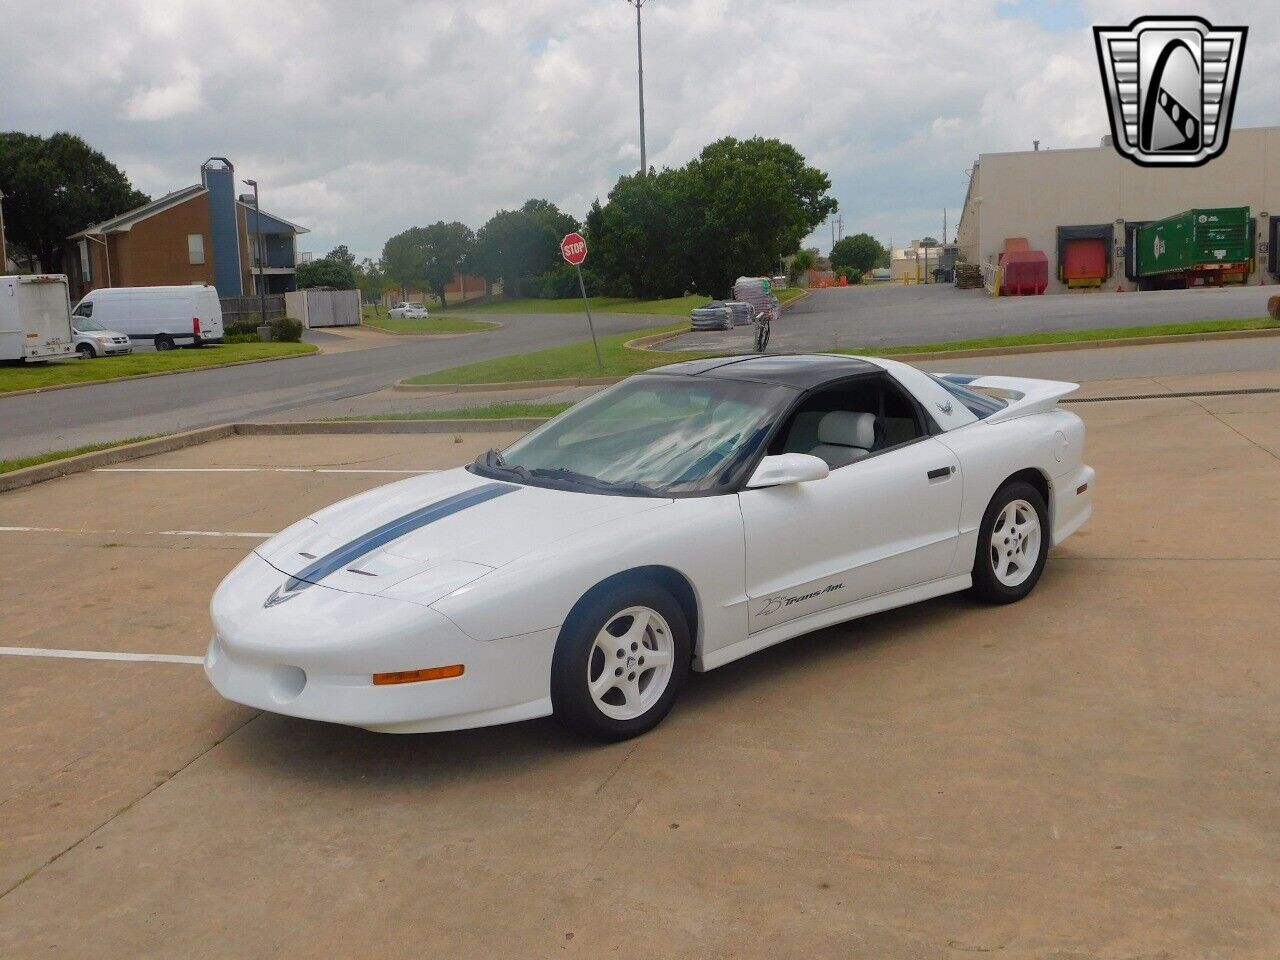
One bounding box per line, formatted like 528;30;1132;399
560;232;588;266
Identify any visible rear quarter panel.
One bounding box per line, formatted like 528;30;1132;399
934;409;1087;575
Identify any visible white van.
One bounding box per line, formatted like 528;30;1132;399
71;285;224;350
1;275;75;362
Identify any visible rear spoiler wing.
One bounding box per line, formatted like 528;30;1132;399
938;374;1079;424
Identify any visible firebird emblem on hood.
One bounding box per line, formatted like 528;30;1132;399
264;584;300;608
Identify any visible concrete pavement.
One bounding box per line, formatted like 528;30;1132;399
1;383;1278;957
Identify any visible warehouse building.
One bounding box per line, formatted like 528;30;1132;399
956;125;1280;294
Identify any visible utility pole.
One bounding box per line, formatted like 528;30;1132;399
0;188;7;272
624;0;649;174
243;178;268;324
943;208;948;245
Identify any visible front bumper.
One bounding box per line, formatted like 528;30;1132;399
207;559;556;733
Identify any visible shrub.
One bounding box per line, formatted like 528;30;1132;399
223;313;262;337
1268;294;1280;322
224;332;259;344
269;316;304;342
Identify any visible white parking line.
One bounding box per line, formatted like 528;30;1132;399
0;526;271;538
95;467;437;474
0;646;203;665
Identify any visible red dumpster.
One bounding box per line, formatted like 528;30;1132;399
1000;250;1048;296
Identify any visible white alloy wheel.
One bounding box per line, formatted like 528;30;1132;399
990;498;1042;587
587;605;676;721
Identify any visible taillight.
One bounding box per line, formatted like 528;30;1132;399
193;317;200;334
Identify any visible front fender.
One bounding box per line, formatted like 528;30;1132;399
431;495;747;656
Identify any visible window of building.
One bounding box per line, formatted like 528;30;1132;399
188;234;206;265
79;240;92;281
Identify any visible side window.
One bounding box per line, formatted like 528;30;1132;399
73;301;92;318
930;375;1007;420
770;375;926;469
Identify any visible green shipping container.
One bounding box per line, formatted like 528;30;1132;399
1135;207;1251;277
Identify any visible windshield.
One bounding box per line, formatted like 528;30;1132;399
74;317;105;332
407;303;425;309
473;374;794;496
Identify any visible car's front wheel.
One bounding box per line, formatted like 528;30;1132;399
76;342;96;359
970;481;1049;603
551;583;690;741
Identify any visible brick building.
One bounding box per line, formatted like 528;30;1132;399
66;158;309;300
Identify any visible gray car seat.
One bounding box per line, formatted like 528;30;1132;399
809;411;877;468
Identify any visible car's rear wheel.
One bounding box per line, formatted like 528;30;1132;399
970;481;1049;604
551;583;690;741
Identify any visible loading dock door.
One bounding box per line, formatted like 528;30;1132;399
1057;224;1114;288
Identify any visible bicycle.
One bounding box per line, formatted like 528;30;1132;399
752;309;772;352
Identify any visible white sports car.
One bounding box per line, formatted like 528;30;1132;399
207;355;1093;740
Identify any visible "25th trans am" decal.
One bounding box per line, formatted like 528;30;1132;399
756;581;845;619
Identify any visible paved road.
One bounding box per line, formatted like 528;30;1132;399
668;283;1277;352
0;312;671;459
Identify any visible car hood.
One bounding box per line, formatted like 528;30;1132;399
254;467;670;602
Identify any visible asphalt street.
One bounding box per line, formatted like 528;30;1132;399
0;311;672;460
667;283;1278;352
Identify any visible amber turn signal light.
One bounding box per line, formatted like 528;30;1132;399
372;664;465;685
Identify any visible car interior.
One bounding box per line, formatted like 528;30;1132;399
768;374;927;469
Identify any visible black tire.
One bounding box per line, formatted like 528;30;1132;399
969;480;1050;604
154;334;176;351
76;342;96;359
551;582;691;741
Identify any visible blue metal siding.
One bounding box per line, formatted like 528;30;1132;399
201;161;244;296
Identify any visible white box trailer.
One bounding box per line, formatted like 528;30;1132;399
0;275;75;362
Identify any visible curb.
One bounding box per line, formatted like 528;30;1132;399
0;426;235;493
0;418;551;493
395;375;623;394
0;348;319;400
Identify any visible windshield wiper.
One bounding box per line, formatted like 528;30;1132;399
472;449;534;483
528;467;660;497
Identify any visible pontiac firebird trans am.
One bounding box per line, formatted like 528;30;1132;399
207;355;1093;740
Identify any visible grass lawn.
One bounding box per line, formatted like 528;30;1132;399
407;314;1277;386
405;322;701;385
326;402;573;422
362;313;498;335
0;342;317;394
0;436;158;476
437;287;805;317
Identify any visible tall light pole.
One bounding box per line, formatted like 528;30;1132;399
243;178;267;324
624;0;649;174
0;188;8;272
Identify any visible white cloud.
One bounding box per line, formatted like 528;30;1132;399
0;0;1274;257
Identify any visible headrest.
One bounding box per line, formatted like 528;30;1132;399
817;411;876;449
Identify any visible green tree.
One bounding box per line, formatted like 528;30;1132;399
788;250;816;282
381;221;474;308
356;257;392;311
586;136;836;298
829;233;885;276
0;131;149;273
325;244;357;268
296;256;357;289
472;199;578;296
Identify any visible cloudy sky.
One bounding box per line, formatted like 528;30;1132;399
2;0;1275;260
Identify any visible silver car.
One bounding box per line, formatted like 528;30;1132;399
72;317;133;357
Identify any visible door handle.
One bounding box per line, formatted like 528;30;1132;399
927;466;954;480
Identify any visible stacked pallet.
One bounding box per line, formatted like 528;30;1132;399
954;263;983;290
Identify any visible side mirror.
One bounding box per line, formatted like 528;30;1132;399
746;453;829;489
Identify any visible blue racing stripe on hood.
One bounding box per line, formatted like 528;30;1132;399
266;482;515;603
